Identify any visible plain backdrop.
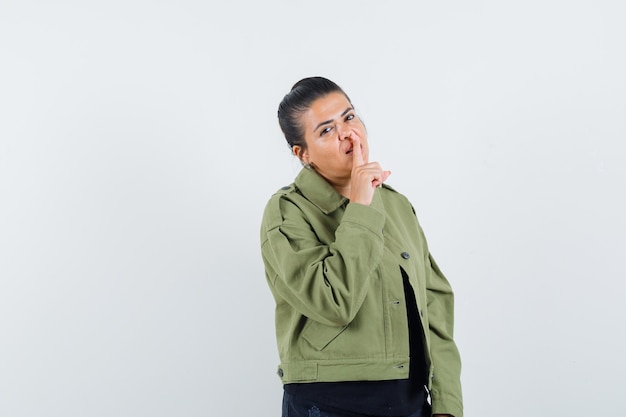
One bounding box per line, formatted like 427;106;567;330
1;1;625;416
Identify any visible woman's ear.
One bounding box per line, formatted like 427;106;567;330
292;145;308;164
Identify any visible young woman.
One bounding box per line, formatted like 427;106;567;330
260;77;463;417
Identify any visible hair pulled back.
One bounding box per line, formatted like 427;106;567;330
277;77;351;151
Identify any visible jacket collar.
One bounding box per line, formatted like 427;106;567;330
294;168;348;215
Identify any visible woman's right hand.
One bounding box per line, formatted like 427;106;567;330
349;136;391;206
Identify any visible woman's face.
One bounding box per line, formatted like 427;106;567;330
294;92;369;187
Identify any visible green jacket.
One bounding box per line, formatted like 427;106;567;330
260;167;463;417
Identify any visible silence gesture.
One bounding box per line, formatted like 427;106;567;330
349;134;391;206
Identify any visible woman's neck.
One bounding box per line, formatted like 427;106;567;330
333;183;351;199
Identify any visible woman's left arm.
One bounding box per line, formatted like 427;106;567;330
425;253;463;417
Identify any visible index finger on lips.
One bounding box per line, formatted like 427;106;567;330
351;135;364;168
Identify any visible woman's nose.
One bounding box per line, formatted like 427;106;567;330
337;124;351;140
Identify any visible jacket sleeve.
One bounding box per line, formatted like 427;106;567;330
425;251;464;417
261;195;386;327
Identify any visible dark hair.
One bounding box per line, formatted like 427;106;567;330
277;76;352;151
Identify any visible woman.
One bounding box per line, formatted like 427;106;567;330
260;77;463;417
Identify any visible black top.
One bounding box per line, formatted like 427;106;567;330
284;267;428;416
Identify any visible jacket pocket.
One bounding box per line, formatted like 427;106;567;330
301;320;348;351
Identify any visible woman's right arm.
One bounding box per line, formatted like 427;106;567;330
261;195;385;327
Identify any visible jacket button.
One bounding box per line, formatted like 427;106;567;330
401;252;410;259
277;368;284;377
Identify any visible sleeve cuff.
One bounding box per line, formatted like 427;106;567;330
341;202;385;237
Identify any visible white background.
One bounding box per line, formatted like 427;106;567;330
1;1;625;416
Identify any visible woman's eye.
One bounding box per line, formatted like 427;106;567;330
346;114;355;121
320;127;332;136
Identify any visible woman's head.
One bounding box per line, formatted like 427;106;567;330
278;77;352;153
277;77;369;188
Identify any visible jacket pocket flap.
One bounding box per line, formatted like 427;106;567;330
302;321;348;351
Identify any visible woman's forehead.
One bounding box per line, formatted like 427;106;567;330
305;93;352;122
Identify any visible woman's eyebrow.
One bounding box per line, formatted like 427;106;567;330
313;107;354;132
